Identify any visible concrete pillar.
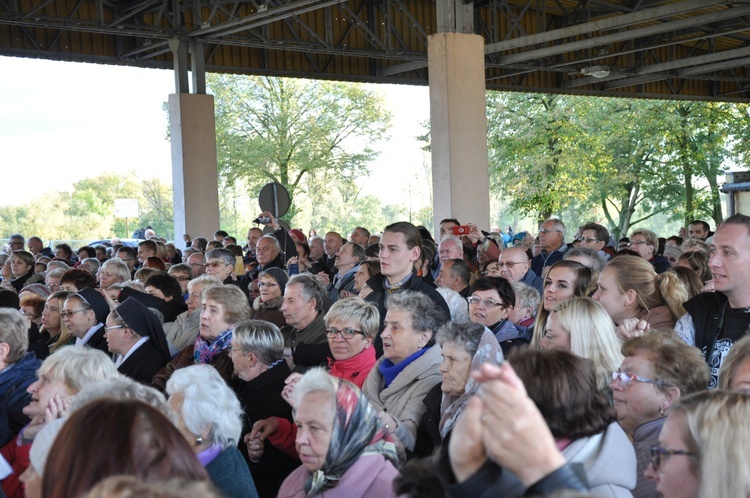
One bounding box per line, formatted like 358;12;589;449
169;94;220;242
428;32;490;237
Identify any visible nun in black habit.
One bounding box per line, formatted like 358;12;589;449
104;297;171;385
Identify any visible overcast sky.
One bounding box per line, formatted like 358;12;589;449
0;55;431;207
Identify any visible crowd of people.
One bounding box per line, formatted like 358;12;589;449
0;212;747;497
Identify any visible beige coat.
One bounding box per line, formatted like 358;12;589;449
362;344;442;451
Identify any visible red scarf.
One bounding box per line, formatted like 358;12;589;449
328;347;377;388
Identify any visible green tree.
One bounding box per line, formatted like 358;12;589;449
486;93;593;222
585;99;683;239
209;74;391;224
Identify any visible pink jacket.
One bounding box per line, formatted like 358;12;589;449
277;454;398;498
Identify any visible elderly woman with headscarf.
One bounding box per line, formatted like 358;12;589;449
166;365;259;498
104;297;171;385
278;368;399;498
413;321;504;459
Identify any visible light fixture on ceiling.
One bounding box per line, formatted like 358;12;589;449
581;65;611;78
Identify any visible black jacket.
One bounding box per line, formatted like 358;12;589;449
232;361;299;498
435;434;589;498
117;340;170;385
84;325;111;356
411;382;443;460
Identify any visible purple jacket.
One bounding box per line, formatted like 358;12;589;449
278;454;398;498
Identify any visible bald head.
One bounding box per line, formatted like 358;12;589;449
498;246;531;283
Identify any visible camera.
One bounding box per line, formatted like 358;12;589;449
253;216;271;224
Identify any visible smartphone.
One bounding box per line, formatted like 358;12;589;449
452;225;470;236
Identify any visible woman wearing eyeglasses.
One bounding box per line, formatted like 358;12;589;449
644;390;750;498
241;298;381;494
250;268;289;329
611;331;708;498
468;277;531;356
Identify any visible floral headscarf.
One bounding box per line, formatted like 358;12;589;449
439;327;504;438
305;377;398;496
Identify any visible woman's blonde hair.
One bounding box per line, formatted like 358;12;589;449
604;255;687;323
550;297;623;393
675;390;750;498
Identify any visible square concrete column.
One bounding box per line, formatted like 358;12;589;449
169;93;220;242
428;32;490;236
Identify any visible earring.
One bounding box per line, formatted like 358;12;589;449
659;407;665;416
196;436;203;445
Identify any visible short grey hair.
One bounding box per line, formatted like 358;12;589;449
186;274;223;292
348;243;366;264
287;274;325;312
324;297;379;339
46;268;67;280
101;259;130;283
436;321;486;357
385;290;448;336
39;346;120;392
168;263;194;280
0;309;28;363
205;248;235;266
564;247;606;273
309;236;324;250
546;218;566;237
71;377;175;424
186;251;204;262
166;365;243;450
439;235;463;248
258;235;281;252
80;258;101;276
293;367;336;416
511;282;540;318
233;320;284;364
46;260;70;272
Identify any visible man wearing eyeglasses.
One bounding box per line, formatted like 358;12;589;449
115;247;138;278
498;247;543;294
6;234;24;254
577;222;614;262
186;252;207;277
531;219;568;276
